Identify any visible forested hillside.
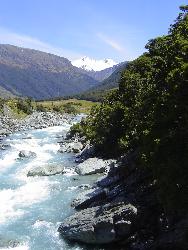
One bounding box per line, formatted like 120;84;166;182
73;6;188;213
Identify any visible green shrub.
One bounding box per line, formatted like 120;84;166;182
0;98;5;112
63;103;77;114
36;104;47;112
16;98;33;115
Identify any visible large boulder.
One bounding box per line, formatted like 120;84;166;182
71;187;107;209
75;144;95;163
18;150;36;158
58;203;137;244
75;158;114;175
27;164;65;177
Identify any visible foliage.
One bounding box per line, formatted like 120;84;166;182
36;104;48;112
76;6;188;213
0;98;5;112
62;103;77;114
75;88;118;102
69;122;86;138
16;98;33;115
6;98;33;117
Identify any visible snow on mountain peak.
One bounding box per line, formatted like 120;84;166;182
71;56;117;71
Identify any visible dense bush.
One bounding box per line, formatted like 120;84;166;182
0;98;5;112
75;6;188;213
16;98;33;115
36;104;47;112
63;103;77;114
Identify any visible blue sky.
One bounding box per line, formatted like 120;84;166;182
0;0;185;62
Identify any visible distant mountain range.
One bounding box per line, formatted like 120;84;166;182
72;56;117;71
74;62;128;101
0;44;127;100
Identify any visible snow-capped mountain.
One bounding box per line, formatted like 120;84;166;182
72;56;117;71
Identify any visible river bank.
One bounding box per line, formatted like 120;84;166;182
0;111;187;250
0;111;75;134
58;132;188;249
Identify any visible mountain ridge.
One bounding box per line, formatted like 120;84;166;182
0;44;125;100
0;44;99;99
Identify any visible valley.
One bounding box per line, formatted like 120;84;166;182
0;44;126;100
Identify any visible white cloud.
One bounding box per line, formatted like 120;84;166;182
97;32;145;61
0;27;81;60
97;33;125;52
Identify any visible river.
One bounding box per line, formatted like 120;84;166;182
0;116;102;250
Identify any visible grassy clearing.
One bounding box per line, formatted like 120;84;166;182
0;98;99;118
36;99;99;114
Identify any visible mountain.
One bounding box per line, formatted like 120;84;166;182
80;63;123;82
90;62;128;90
72;57;119;82
0;44;99;100
72;56;117;71
0;86;16;99
75;62;128;101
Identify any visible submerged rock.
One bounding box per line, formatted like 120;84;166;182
18;150;37;158
75;157;114;175
0;235;20;248
58;203;137;244
27;164;65;177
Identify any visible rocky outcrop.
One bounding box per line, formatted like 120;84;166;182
71;187;107;209
19;150;37;158
58;203;137;244
58;151;172;248
27;164;65;177
75;157;115;175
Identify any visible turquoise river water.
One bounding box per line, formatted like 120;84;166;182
0;116;103;250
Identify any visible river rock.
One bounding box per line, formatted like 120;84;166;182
0;143;10;150
27;164;65;177
18;150;37;158
75;158;114;175
71;187;106;209
58;203;137;244
0;111;74;134
75;144;95;163
58;141;83;154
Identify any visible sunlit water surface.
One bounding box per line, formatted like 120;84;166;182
0;116;103;250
